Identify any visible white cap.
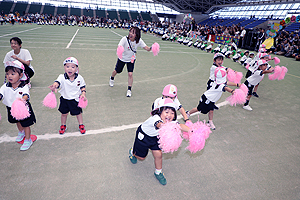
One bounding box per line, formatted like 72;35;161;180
5;60;27;81
158;98;177;109
63;57;78;66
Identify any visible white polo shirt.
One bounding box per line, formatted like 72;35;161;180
204;82;226;103
118;36;146;63
247;70;264;86
3;49;34;71
55;73;86;102
141;115;178;137
0;82;30;107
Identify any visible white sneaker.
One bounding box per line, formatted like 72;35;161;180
20;139;33;151
126;90;132;97
243;105;253;111
208;121;216;130
109;78;114;87
16;131;25;142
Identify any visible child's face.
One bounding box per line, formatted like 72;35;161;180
6;69;22;85
162;95;176;101
10;40;21;51
64;63;78;78
259;64;267;71
214;57;223;66
160;108;175;123
128;29;136;42
250;54;254;58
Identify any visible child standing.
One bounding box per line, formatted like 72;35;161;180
49;57;87;134
129;98;190;185
0;60;36;150
109;27;152;97
152;84;190;122
243;60;274;111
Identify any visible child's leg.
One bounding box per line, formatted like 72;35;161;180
128;72;133;88
61;113;68;125
208;110;214;121
189;107;198;115
24;126;31;140
76;113;83;124
17;122;24;132
111;70;117;78
152;150;162;170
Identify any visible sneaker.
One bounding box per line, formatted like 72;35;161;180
16;131;25;142
20;139;33;151
129;148;137;164
79;124;86;134
59;125;67;134
243;105;253;111
109;78;114;87
186;111;190;118
126;90;132;97
208;121;216;130
154;172;167;185
252;92;259;98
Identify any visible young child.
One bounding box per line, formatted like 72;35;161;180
152;84;190;123
207;53;228;90
109;27;151;97
232;50;242;62
243;52;255;68
0;60;36;150
239;50;249;65
129;98;190;185
205;42;214;52
243;60;274;111
49;57;87;134
213;44;222;53
187;67;238;130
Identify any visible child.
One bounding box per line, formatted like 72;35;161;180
187;67;238;130
240;50;249;65
129;98;190;185
109;27;151;97
243;52;255;68
205;42;213;52
243;60;274;111
207;53;228;90
232;50;242;62
213;44;222;53
152;84;190;122
3;37;34;85
0;60;36;150
49;57;87;134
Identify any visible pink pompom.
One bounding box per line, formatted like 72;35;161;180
240;83;248;95
245;64;249;69
227;68;236;82
274;57;280;65
78;96;88;108
186;121;211;153
11;99;30;120
151;42;160;56
117;45;124;59
278;66;288;80
235;71;243;84
268;65;281;80
158;122;182;153
226;89;247;106
43;92;57;108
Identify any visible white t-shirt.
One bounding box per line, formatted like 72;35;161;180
240;55;248;62
55;73;86;102
118;36;146;62
0;82;30;107
3;49;34;71
153;97;181;111
204;82;226;103
247;70;264;86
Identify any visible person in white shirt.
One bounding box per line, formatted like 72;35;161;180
109;27;151;97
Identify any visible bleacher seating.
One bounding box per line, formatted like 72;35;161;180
239;18;256;27
130;11;140;20
0;1;13;14
118;10;129;20
245;19;267;29
284;22;300;33
57;6;68;16
70;7;81;16
107;9;118;20
96;9;106;18
43;4;55;15
140;11;151;21
13;2;28;15
28;3;41;14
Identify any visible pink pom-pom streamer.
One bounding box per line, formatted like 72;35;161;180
78;96;88;108
11;99;30;120
226;89;247;106
278;66;288;80
186;121;211;153
246;64;249;69
117;45;124;59
151;42;160;56
268;65;281;80
158;122;182;153
43;92;57;108
240;83;248;95
234;71;243;84
227;68;236;83
274;57;280;65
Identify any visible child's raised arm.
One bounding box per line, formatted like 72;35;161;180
49;82;59;92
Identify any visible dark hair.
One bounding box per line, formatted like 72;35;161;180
5;66;23;75
129;27;141;43
10;37;22;46
151;106;177;121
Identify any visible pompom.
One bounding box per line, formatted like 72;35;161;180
274;57;280;65
151;42;160;56
78;96;88;108
235;71;243;84
11;99;30;120
186;121;211;153
117;45;124;59
42;92;57;108
227;68;236;83
268;65;281;80
226;88;247;106
158;122;182;153
278;66;288;80
240;83;249;95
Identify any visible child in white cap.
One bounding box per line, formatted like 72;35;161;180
152;84;190;122
0;60;36;151
49;57;87;134
129;98;190;185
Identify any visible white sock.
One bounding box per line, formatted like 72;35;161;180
155;169;162;175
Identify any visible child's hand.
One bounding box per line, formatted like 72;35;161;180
48;84;57;92
80;93;87;101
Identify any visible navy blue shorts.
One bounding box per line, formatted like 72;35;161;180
7;101;36;127
115;58;135;73
133;125;160;158
196;94;215;114
58;96;82;116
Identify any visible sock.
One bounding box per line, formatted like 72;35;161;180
155;169;162;175
110;76;114;80
128;86;132;91
244;100;249;106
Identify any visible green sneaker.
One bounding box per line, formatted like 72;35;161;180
154;172;167;185
129;148;137;164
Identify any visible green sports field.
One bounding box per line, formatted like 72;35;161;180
0;24;299;199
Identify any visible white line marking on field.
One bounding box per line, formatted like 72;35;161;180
66;29;79;49
0;101;229;144
111;30;123;37
0;27;42;38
